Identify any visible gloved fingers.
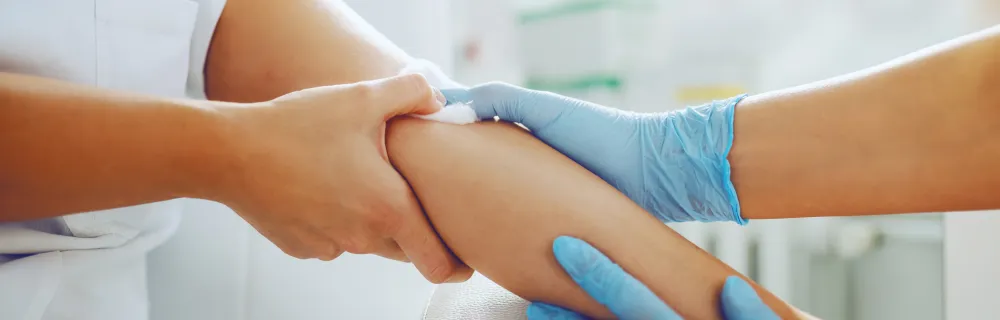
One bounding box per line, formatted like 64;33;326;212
441;86;520;122
440;88;473;108
720;276;780;320
552;236;682;320
526;302;589;320
442;83;584;132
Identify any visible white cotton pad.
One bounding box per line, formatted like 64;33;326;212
413;102;479;125
396;59;477;124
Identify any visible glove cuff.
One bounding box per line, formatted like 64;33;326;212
649;94;748;224
720;94;749;225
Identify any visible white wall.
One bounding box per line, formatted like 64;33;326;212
942;2;1000;318
945;211;1000;319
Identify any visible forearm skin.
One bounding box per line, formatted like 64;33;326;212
387;118;803;319
732;25;1000;219
0;72;233;221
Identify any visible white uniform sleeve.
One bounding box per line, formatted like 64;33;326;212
185;0;227;100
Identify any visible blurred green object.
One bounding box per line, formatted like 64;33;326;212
523;73;622;93
517;0;657;25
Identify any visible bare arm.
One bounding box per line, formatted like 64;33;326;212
2;0;470;276
0;73;228;220
204;0;471;281
0;0;410;221
387;118;804;319
0;0;399;220
733;25;1000;219
206;0;411;101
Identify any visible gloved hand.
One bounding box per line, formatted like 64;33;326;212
527;236;779;320
442;83;746;223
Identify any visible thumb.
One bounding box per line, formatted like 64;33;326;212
364;73;445;120
720;276;780;320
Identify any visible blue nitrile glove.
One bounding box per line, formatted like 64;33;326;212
442;83;747;224
526;236;779;320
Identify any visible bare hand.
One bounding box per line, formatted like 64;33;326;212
214;74;472;283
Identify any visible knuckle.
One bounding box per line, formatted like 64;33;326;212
317;242;343;261
450;266;474;283
399;73;434;103
352;82;378;101
400;73;431;89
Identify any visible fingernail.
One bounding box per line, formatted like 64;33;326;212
433;88;447;106
552;236;597;282
444;271;471;283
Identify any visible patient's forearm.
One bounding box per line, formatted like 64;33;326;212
387;118;801;319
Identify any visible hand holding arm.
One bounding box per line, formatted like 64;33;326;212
203;0;472;282
217;74;457;272
526;237;779;320
0;71;469;283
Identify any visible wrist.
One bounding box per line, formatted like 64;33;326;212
646;95;747;224
169;99;250;203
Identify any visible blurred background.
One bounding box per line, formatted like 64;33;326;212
445;1;1000;319
148;1;1000;319
445;1;962;318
